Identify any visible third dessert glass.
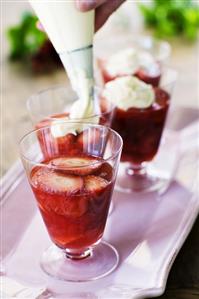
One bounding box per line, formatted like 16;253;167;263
20;122;122;281
96;35;171;87
103;69;177;193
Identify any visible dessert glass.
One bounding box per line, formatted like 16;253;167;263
95;35;171;87
20;122;122;281
106;69;178;193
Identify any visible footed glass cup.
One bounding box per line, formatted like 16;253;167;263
111;68;178;193
20;122;122;281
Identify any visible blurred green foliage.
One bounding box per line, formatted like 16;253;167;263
139;0;199;41
7;12;47;59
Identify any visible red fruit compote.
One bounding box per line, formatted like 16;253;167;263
114;88;169;164
30;155;114;253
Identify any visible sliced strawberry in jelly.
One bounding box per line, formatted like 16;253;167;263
31;167;83;194
50;156;101;176
49;196;88;217
84;175;109;193
64;197;88;217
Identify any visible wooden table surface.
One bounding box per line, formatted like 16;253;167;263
1;2;199;298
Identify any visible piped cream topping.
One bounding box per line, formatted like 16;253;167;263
51;69;99;138
103;76;155;110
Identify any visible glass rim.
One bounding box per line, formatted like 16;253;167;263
19;122;123;169
26;85;115;121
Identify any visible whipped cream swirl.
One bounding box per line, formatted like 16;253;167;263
103;76;155;110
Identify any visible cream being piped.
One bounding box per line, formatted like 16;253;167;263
29;0;96;136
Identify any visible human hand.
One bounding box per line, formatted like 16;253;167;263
75;0;126;31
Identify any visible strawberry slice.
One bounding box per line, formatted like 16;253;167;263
64;197;88;217
47;196;88;217
31;167;83;194
84;175;109;193
50;156;101;176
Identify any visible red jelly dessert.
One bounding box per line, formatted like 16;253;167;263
98;54;161;87
111;87;170;165
30;155;114;250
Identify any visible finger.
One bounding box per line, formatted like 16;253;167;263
76;0;107;11
95;0;126;32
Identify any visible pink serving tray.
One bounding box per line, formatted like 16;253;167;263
1;107;199;299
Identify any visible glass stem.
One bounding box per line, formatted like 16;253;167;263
65;248;91;260
126;163;147;176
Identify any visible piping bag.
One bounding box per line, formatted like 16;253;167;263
29;1;97;124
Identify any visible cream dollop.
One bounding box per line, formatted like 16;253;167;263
106;47;157;77
103;76;155;110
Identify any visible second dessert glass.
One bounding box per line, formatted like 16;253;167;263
95;35;171;87
107;68;178;193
